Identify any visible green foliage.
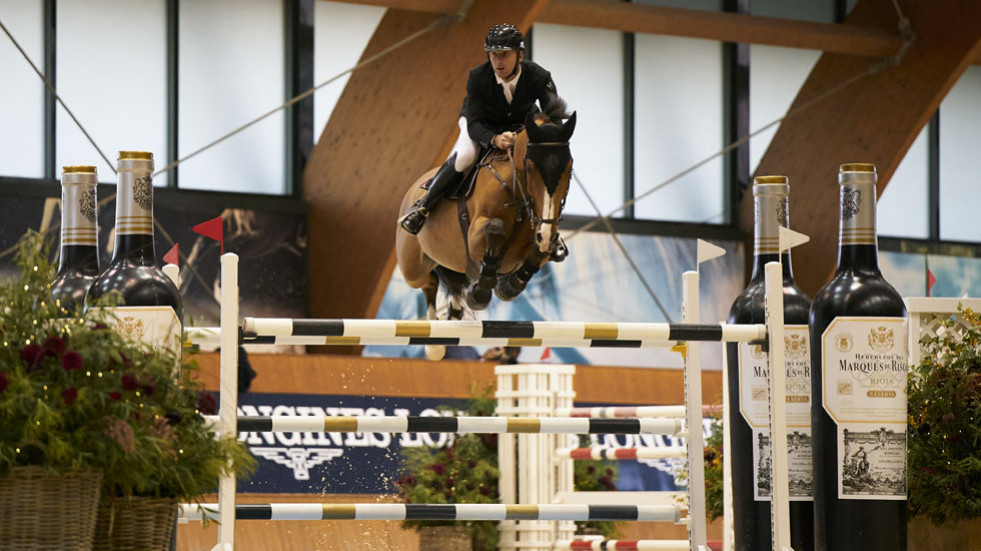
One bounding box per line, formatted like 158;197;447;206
396;384;500;550
396;385;620;549
0;231;255;503
908;306;981;524
676;415;724;521
571;436;620;537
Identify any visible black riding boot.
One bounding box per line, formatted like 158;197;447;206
399;156;464;235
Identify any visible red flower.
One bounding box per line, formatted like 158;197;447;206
141;379;157;396
941;413;956;424
0;372;9;393
91;322;110;331
479;486;490;496
430;463;446;475
197;392;218;415
21;344;43;369
121;374;140;391
43;336;66;358
109;391;123;401
61;388;78;405
61;351;83;372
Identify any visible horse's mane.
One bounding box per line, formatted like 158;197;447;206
534;98;569;126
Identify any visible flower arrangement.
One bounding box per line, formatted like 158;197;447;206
0;231;254;503
702;417;724;520
396;384;619;549
908;305;981;524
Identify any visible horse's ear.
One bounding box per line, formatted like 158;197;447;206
559;111;577;142
525;112;541;142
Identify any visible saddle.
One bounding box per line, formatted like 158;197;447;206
419;146;504;200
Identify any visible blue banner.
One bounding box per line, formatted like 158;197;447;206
233;393;704;495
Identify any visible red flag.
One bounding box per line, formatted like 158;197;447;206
540;347;551;362
193;216;224;254
927;268;936;297
163;243;179;266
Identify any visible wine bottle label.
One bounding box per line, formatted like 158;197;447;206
738;325;813;501
61;176;98;247
100;306;181;362
821;317;908;500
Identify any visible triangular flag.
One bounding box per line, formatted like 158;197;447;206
778;226;810;252
540;347;551;362
927;268;936;297
696;239;726;265
193;216;224;254
163;243;179;267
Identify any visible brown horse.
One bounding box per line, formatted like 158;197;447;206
396;110;576;355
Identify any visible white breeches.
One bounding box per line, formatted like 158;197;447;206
449;116;479;172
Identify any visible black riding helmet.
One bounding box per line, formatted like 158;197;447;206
484;23;524;52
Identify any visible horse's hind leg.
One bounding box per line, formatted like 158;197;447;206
434;266;469;320
467;217;507;310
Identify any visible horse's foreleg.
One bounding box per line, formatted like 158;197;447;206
467;217;507;310
496;250;549;302
421;271;447;361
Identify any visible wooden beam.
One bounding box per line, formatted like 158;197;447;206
325;0;903;58
326;0;460;15
743;0;981;297
540;0;902;57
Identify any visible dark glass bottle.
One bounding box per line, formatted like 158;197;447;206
51;166;101;314
727;176;813;551
810;163;907;551
87;151;184;356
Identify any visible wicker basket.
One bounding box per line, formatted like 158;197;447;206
418;525;472;551
0;466;102;551
93;496;178;551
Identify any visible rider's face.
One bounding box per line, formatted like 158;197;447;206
489;50;520;81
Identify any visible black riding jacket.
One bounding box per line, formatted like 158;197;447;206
460;60;560;148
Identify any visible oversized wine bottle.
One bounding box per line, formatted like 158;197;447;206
51;166;101;314
810;163;907;551
727;175;813;551
87;151;183;358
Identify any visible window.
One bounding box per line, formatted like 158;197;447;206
313;1;385;144
56;0;167;185
532;23;626;217
0;0;45;178
634;34;724;222
879;125;929;239
939;66;981;243
178;0;285;194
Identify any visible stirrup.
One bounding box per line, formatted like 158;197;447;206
399;206;430;235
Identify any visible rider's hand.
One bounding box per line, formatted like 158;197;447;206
494;132;515;149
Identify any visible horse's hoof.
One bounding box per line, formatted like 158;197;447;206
425;345;446;361
466;287;492;310
495;276;527;302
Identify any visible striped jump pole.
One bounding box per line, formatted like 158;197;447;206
235;318;767;348
179;503;683;524
556;404;722;419
555;447;687;461
554;539;689;550
203;415;684;436
554;539;724;550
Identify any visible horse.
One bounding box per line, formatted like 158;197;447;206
395;109;576;359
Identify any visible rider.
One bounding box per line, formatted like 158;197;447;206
399;23;564;235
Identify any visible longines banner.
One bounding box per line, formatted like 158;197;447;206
232;393;706;494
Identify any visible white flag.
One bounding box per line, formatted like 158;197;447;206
696;239;727;265
778;226;810;252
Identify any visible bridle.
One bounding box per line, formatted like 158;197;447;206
521;141;570;228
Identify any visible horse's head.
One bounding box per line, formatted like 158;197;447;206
522;110;576;254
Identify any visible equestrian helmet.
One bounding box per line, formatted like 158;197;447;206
485;23;524;51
